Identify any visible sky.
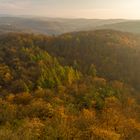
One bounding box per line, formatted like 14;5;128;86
0;0;140;19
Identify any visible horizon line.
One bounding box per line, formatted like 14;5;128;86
0;14;140;20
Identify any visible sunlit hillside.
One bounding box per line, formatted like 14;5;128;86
0;31;139;139
0;0;140;139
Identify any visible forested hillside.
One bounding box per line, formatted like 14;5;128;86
0;30;140;140
97;21;140;34
39;30;140;90
0;17;126;35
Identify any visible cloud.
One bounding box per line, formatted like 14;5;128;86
0;3;22;10
0;0;36;15
0;0;33;10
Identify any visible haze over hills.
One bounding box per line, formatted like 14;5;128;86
97;21;140;34
0;16;130;35
1;16;140;35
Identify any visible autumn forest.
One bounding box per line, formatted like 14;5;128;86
0;29;139;140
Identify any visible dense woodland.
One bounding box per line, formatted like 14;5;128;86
0;30;140;140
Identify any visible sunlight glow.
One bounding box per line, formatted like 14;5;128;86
0;0;140;19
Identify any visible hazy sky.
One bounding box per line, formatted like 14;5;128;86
0;0;140;19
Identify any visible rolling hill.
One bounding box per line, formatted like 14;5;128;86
0;16;126;35
1;16;140;35
0;30;140;139
98;21;140;34
42;30;140;90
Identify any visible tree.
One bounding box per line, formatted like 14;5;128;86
88;64;97;78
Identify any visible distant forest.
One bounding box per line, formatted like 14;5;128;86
0;17;140;35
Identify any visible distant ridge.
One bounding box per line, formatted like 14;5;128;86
0;16;126;35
